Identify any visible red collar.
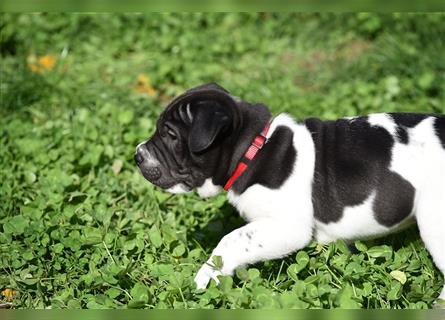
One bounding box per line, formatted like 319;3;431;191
224;121;271;191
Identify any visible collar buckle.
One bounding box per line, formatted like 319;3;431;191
251;134;267;149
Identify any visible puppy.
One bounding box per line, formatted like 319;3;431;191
135;83;445;303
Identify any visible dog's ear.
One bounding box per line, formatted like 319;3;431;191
190;82;229;93
188;101;232;153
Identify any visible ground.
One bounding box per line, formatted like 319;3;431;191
0;13;444;309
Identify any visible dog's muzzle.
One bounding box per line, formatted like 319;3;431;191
135;143;162;182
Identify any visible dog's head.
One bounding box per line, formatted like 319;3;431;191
135;83;252;195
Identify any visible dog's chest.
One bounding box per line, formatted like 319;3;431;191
227;185;294;222
227;115;316;224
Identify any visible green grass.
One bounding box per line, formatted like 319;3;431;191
1;13;444;309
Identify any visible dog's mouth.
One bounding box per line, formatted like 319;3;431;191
160;180;193;191
165;183;193;194
151;180;193;194
139;166;194;192
136;142;198;193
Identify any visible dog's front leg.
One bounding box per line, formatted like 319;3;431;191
194;218;312;289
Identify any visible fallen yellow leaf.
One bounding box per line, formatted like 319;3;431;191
137;73;149;85
134;73;157;97
1;288;17;301
27;54;56;73
38;54;56;70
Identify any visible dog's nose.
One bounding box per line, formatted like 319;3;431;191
134;152;144;165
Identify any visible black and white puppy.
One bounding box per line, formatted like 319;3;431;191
135;83;445;302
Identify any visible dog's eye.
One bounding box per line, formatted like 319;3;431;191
166;128;177;140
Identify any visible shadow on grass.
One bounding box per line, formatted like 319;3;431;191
189;201;245;252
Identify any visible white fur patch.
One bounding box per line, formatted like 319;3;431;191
196;178;222;198
166;184;190;194
315;192;376;243
368;113;397;135
314;191;415;243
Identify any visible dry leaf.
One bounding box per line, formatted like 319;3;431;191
28;54;56;73
1;288;17;302
134;73;156;96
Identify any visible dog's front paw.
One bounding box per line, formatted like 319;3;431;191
194;263;221;290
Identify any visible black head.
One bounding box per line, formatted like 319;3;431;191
135;83;243;193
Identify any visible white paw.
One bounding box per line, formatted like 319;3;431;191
194;263;221;289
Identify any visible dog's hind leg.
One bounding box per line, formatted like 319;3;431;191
194;217;313;289
415;182;445;305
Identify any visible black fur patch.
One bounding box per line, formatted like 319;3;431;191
373;171;415;227
305;116;415;227
390;113;431;145
396;126;409;144
231;126;296;194
389;113;429;128
434;116;445;149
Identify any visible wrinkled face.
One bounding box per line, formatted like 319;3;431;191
135;84;236;193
